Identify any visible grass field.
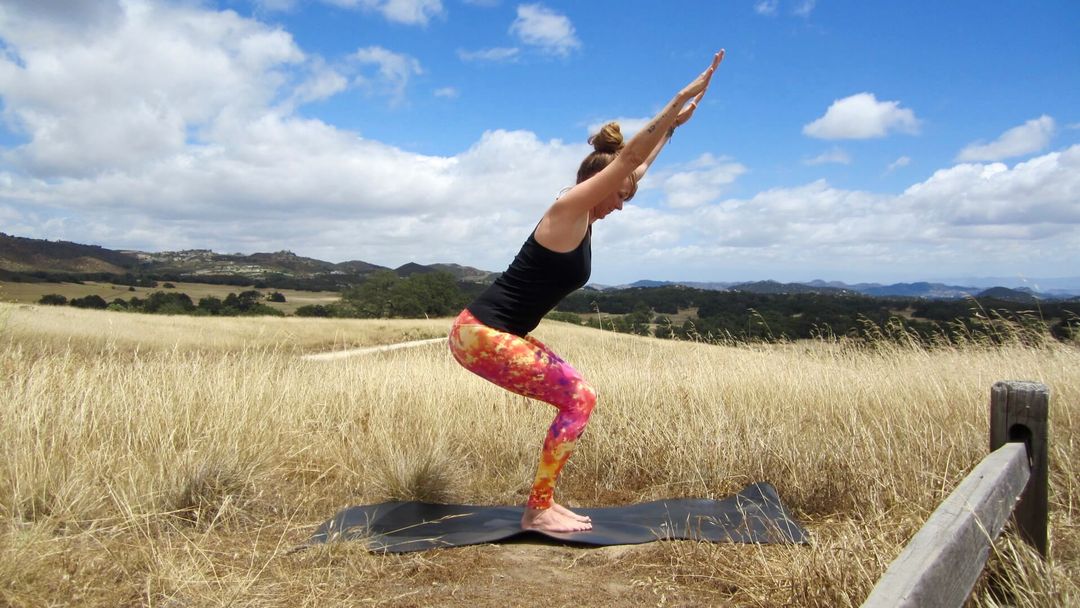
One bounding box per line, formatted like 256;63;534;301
0;303;1076;606
0;280;340;314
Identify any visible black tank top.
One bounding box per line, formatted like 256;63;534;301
467;226;591;336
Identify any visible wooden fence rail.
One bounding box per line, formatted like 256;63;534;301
861;381;1050;608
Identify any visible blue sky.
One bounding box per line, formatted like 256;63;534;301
1;0;1078;285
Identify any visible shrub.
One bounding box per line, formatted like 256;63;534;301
38;294;68;306
70;295;108;309
237;303;284;317
546;311;582;325
295;305;332;317
197;296;223;315
142;292;195;314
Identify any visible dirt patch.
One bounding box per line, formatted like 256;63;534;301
300;337;446;361
330;541;731;607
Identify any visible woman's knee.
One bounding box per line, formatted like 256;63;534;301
574;380;598;417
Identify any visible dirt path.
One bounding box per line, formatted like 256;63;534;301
342;541;726;607
301;337;445;361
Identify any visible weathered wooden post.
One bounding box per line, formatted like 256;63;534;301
990;380;1050;557
861;381;1051;607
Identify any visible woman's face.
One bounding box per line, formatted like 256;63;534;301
592;176;635;222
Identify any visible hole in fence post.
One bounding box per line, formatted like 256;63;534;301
1007;423;1034;467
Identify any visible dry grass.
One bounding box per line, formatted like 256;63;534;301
0;280;340;314
0;302;1076;606
0;303;448;354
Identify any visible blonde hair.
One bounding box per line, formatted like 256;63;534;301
576;122;624;184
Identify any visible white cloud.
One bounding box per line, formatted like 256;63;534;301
804;147;851;166
903;145;1080;227
588;205;686;262
956;115;1056;162
434;86;459;98
457;47;520;62
509;4;581;57
689;180;895;248
886;156;911;172
793;0;816;17
654;154;747;209
803;93;920;140
0;0;123;30
753;0;814;19
599;147;1080;281
350;46;423;105
1;1;1076;284
0;123;588;268
286;61;349;108
377;0;444;25
754;1;779;16
0;203;23;223
322;0;444;26
0;0;304;177
0;1;590;271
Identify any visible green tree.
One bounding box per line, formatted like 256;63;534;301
70;295;108;309
654;315;674;339
197;296;223;315
295;304;333;317
546;311;582;325
391;272;461;317
222;292;240;311
38;294;68;306
143;292;195;314
343;270;398;317
338;271;466;318
238;290;262;306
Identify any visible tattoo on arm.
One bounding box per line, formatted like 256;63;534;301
645;103;680;135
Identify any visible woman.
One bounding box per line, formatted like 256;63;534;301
449;51;725;533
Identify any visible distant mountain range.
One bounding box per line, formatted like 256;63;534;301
609;278;1080;300
0;232;496;286
2;232;1077;300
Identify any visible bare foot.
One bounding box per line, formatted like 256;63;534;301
552;501;591;523
521;506;593;533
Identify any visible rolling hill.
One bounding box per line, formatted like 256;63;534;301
0;232;493;288
3;232;1077;299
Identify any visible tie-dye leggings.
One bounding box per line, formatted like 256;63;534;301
448;308;597;510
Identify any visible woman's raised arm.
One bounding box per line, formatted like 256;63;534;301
632;87;711;183
623;51;723;168
551;51;725;219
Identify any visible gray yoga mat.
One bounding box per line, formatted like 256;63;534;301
306;482;809;553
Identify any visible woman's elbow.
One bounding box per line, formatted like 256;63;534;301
618;150;647;174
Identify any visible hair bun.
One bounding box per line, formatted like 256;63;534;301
588;122;624;154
